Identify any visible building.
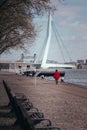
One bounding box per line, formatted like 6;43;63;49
77;59;87;69
0;60;34;73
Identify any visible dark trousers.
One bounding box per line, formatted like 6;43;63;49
55;79;58;84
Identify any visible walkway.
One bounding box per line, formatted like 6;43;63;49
0;71;87;130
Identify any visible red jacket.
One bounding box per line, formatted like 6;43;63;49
54;71;60;80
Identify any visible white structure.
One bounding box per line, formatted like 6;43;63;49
41;13;52;68
41;12;75;69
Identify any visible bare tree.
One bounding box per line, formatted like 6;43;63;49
0;0;52;54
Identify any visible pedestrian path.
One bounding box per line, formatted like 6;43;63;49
0;71;87;130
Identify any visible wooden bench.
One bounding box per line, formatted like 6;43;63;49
3;80;60;130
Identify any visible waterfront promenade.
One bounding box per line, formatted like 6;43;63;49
0;71;87;130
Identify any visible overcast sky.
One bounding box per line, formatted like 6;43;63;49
0;0;87;63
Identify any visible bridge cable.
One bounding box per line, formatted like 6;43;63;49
52;21;66;62
52;21;72;62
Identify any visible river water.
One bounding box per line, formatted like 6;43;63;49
64;69;87;86
47;69;87;87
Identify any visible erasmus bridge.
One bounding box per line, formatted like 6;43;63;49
23;12;75;69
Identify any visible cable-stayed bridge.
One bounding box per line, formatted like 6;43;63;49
22;12;76;69
34;12;75;69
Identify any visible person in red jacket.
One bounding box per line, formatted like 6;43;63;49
54;70;60;84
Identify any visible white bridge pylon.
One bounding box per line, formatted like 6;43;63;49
41;12;75;69
41;12;52;68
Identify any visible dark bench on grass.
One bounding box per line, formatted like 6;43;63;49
3;80;60;130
